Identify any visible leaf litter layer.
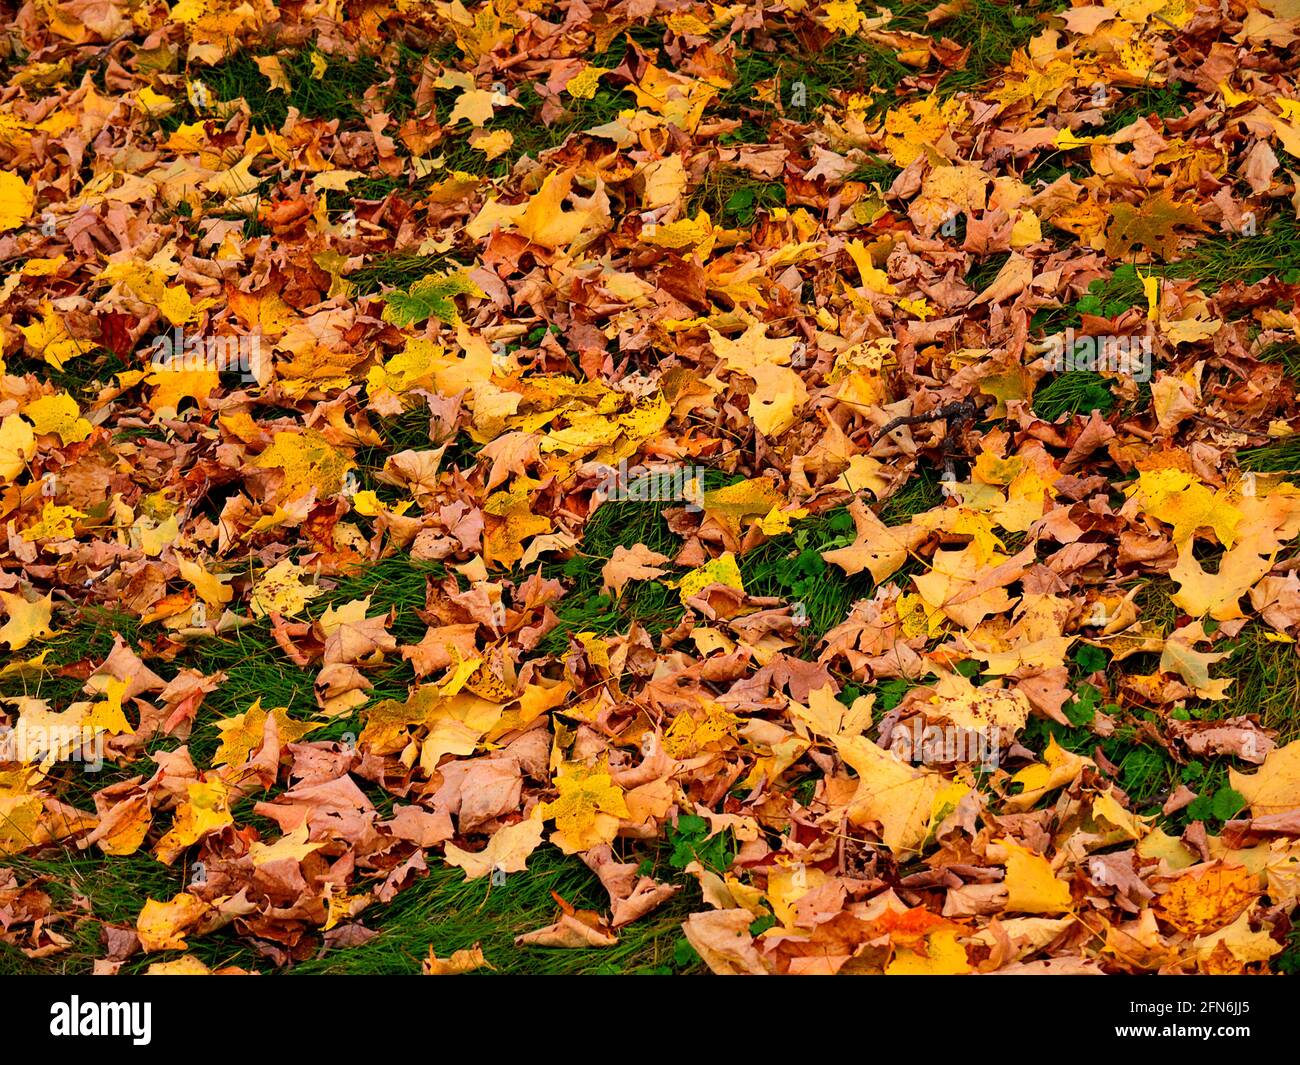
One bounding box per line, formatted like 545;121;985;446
2;0;1300;976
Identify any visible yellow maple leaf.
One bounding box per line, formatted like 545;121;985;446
1230;738;1300;817
641;210;716;254
1092;788;1152;842
253;429;356;502
1193;909;1282;973
883;95;966;166
156;283;214;326
821;0;865;33
748;363;808;438
708;322;797;372
250;557;323;618
19;255;65;279
92;792;152;856
85;676;133;736
469;169;609;251
790;683;875;739
249;823;325;866
145;367;218;416
846;239;896;294
21;393;92;444
154;779;233;864
885;928;972;974
1000;839;1073;913
1132;467;1240;547
674;552;746;605
913;543;1026;629
0;590;55;650
19;302;85;370
483;484;552;569
468;128;514;160
1006;737;1093;811
443;815;546;879
766;862;830;928
176;556;233;608
212;699;320;768
631;65;717;132
227;286;295;337
926;671;1030;737
447;87;506;127
21;502;84;541
0;170;34;231
700;477;785;543
1169;541;1270;622
566;65;611;99
822;498;929;583
0;414;36;483
536;761;629;854
835;732;950;856
137;892;210;952
1157;863;1258;934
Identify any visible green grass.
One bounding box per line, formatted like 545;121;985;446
739;507;868;645
1032;371;1116;421
844;156;902;189
1026;210;1300;427
1239;436;1300;474
1034;207;1300;337
6;345;127;397
1216;625;1300;740
324;174;431;214
921;0;1063;94
965;251;1011;293
287;847;705;975
1094;78;1192;135
718;34;911;129
1010;578;1300;831
0;850;189;975
536;488;691;656
1258;340;1300;383
0;838;707;975
878;464;944;525
689;173;786;227
434;82;637;177
710;0;1063;140
348;252;470;298
197;47;410;131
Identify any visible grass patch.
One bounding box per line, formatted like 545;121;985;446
0;819;708;975
878;465;944;524
538;492;689;656
1239;437;1300;474
739;507;866;643
921;0;1063;93
844;155;902;189
689;173;786;226
1032;371;1116;421
436;82;637;176
965;250;1010;293
348;252;469;297
1094;78;1192;135
1258;340;1300;382
1216;624;1300;740
198;48;400;131
286;846;704;975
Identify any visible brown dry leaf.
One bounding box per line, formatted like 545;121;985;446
601;544;671;598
